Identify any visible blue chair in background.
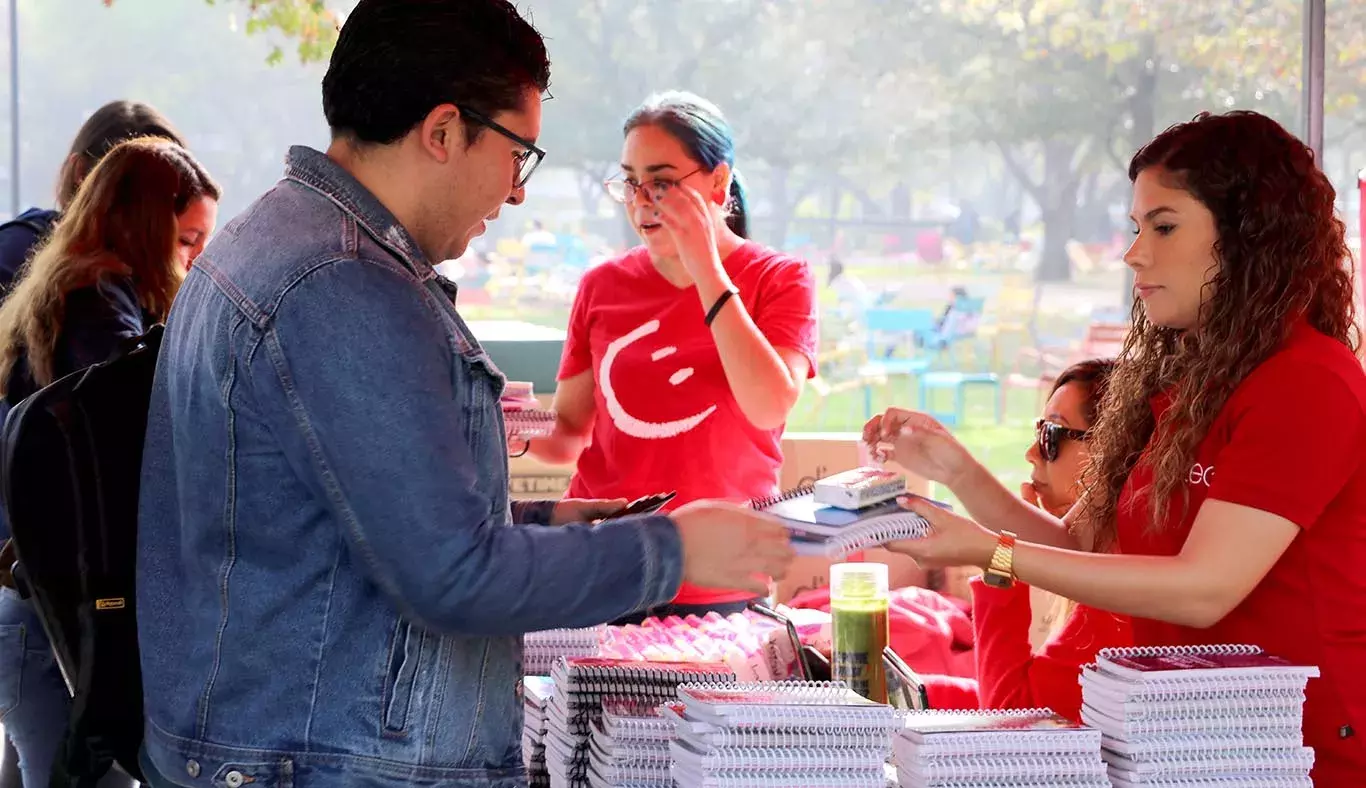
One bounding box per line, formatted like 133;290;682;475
860;308;937;418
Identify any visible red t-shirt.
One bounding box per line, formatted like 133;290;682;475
1116;322;1366;783
971;578;1132;723
558;242;817;605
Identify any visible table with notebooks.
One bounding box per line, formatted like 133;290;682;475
522;612;1322;788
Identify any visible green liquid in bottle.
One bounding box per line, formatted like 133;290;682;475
831;565;890;704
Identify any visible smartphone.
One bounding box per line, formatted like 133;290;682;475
601;491;677;520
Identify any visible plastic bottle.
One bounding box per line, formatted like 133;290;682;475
830;562;890;703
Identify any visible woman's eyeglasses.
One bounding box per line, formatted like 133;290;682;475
1034;418;1090;463
603;168;702;204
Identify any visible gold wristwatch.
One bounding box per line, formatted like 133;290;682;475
982;530;1018;589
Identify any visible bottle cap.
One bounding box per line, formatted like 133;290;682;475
831;562;889;601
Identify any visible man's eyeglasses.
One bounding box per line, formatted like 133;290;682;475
458;106;545;189
1034;418;1090;463
603;168;702;204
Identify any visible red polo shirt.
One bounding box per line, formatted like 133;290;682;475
1116;321;1366;783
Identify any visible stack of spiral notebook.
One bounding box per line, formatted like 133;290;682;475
544;658;737;788
525;626;605;676
664;681;901;788
1079;644;1319;787
524;676;557;788
891;708;1109;787
585;700;677;788
753;470;949;558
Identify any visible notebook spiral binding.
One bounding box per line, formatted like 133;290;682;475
907;731;1101;758
1110;732;1314;757
897;776;1108;788
679;679;848;696
819;513;933;558
670;765;884;787
1104;778;1312;788
749;483;814;510
913;754;1104;779
593;759;673;784
1084;667;1312;696
904;707;1054;719
689;726;892;750
1099;643;1262;659
1083;709;1303;737
1103;691;1307;719
681;744;889;770
1105;746;1316;770
554;659;737;695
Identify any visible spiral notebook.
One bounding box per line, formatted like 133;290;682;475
545;659;737;788
668;681;897;788
586;701;674;788
1095;644;1321;683
504;407;556;438
751;482;949;558
1079;644;1319;787
891;708;1109;788
525;627;604;677
523;676;556;788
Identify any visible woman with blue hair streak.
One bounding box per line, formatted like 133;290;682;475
532;91;818;623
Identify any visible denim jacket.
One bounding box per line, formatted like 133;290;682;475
137;146;684;788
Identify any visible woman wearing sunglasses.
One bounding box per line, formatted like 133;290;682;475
530;91;817;623
960;359;1131;722
866;111;1365;783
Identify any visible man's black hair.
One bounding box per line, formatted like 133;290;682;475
323;0;551;146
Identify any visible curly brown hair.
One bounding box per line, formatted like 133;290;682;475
1081;111;1358;549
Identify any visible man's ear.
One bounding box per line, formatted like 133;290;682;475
418;104;463;163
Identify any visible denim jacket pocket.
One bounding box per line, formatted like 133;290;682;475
381;618;430;737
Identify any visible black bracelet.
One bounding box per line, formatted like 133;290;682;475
704;288;739;327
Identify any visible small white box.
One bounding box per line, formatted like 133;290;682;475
812;467;907;510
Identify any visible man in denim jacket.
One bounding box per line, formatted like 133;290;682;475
135;3;792;787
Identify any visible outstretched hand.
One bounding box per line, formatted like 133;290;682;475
884;496;998;569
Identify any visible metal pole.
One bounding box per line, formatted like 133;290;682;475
1303;0;1326;162
8;0;18;216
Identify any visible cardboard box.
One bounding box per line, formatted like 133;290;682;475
507;453;574;500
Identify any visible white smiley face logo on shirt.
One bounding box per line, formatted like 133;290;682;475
600;319;717;439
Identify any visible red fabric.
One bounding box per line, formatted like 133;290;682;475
970;577;1131;723
560;242;817;604
1117;322;1366;783
788;586;977;678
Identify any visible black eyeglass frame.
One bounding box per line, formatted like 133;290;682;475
1034;418;1090;463
457;105;546;188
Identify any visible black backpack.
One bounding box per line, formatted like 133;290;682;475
0;324;162;785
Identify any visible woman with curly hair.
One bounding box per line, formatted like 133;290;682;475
865;110;1365;782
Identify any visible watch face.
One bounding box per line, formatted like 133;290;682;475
982;570;1013;590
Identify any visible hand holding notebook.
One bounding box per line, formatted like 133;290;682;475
753;468;956;558
671;501;794;595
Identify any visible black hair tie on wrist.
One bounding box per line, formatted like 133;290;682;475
704;288;739;327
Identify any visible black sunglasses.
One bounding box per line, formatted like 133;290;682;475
1034;418;1090;463
457;106;546;189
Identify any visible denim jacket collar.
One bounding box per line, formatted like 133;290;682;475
283;145;436;282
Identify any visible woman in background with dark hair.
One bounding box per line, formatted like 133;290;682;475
0;100;187;292
870;110;1366;782
532;91;817;621
0;137;219;788
968;359;1131;723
